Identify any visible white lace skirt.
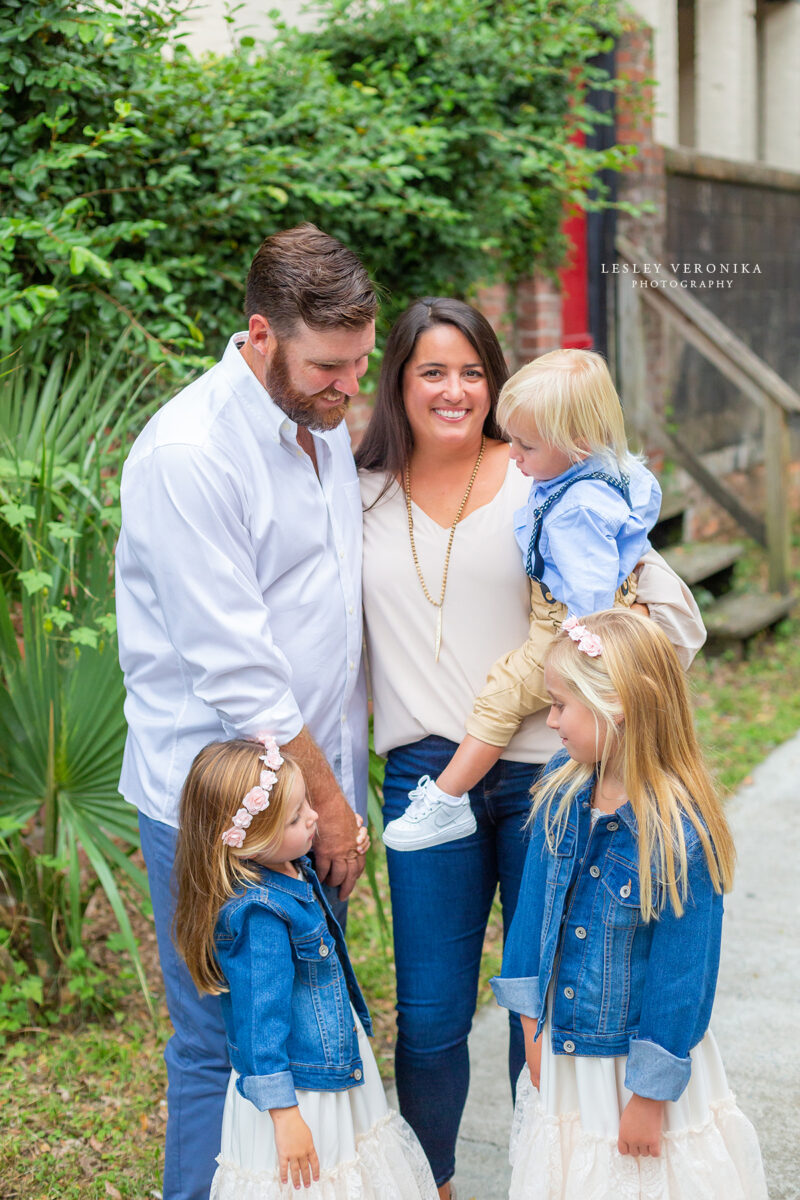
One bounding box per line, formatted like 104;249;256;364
508;1020;767;1200
210;1011;438;1200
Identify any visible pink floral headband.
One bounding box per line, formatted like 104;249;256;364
221;734;285;849
562;616;602;657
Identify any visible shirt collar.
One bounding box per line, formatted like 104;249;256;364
253;857;316;901
222;332;341;455
575;770;638;834
222;333;290;444
531;454;620;501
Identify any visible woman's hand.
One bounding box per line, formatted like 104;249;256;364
270;1106;320;1189
520;1014;542;1089
618;1093;664;1157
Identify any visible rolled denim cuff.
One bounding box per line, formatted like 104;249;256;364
237;1069;297;1111
624;1037;691;1101
490;975;541;1019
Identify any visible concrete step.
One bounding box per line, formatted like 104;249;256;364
661;541;745;593
704;590;795;646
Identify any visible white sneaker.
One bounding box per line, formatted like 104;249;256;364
382;776;476;851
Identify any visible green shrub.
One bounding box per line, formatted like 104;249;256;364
0;338;156;1015
1;0;634;365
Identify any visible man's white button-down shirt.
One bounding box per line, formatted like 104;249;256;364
115;334;367;827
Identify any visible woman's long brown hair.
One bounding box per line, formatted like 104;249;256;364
355;297;508;492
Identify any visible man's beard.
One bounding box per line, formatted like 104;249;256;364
265;338;350;432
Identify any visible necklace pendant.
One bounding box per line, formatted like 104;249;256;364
434;607;442;663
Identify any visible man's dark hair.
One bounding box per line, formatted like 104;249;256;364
245;223;377;336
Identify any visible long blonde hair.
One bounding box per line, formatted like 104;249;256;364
496;348;633;470
174;739;302;994
535;610;735;920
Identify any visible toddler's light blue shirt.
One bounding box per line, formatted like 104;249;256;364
513;455;662;617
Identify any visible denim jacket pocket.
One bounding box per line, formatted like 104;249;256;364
290;925;348;1065
597;858;641;1033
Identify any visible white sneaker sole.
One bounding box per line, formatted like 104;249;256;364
381;811;477;852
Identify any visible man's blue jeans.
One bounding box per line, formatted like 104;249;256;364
138;811;347;1200
382;736;542;1188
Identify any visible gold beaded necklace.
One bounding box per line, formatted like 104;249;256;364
404;435;486;662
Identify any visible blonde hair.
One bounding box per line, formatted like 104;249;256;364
535;610;735;921
496;348;632;469
174;739;303;994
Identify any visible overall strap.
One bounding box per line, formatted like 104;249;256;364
525;470;632;582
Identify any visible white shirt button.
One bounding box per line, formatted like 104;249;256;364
563;1040;576;1053
575;926;587;940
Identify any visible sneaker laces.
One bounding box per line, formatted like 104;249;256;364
403;776;439;822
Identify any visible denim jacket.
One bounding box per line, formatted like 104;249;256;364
491;753;724;1102
214;857;371;1111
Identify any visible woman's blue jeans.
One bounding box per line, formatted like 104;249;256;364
382;736;542;1187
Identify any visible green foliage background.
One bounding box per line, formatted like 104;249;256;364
1;0;633;367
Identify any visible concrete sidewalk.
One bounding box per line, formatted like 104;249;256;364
443;731;800;1199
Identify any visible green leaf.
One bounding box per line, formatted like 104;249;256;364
69;626;100;648
18;569;52;595
69;244;113;279
1;501;35;527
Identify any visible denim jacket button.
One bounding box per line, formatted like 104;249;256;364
563;986;575;999
620;881;632;898
353;1068;363;1080
607;821;619;831
575;926;587;939
563;1040;576;1053
589;865;600;878
319;942;329;957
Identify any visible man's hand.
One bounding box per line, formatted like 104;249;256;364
312;790;364;898
618;1093;664;1157
270;1106;320;1189
520;1014;542;1089
281;726;365;899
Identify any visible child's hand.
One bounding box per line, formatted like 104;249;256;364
270;1106;320;1189
618;1093;664;1157
354;812;370;855
520;1014;542;1089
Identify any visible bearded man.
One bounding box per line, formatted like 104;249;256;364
115;224;377;1200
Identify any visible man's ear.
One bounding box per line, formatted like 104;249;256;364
248;314;274;358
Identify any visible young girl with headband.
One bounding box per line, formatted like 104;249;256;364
383;348;705;852
493;609;766;1198
174;737;438;1198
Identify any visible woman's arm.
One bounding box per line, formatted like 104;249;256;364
634;548;707;669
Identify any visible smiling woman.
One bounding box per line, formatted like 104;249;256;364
355;297;552;1198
